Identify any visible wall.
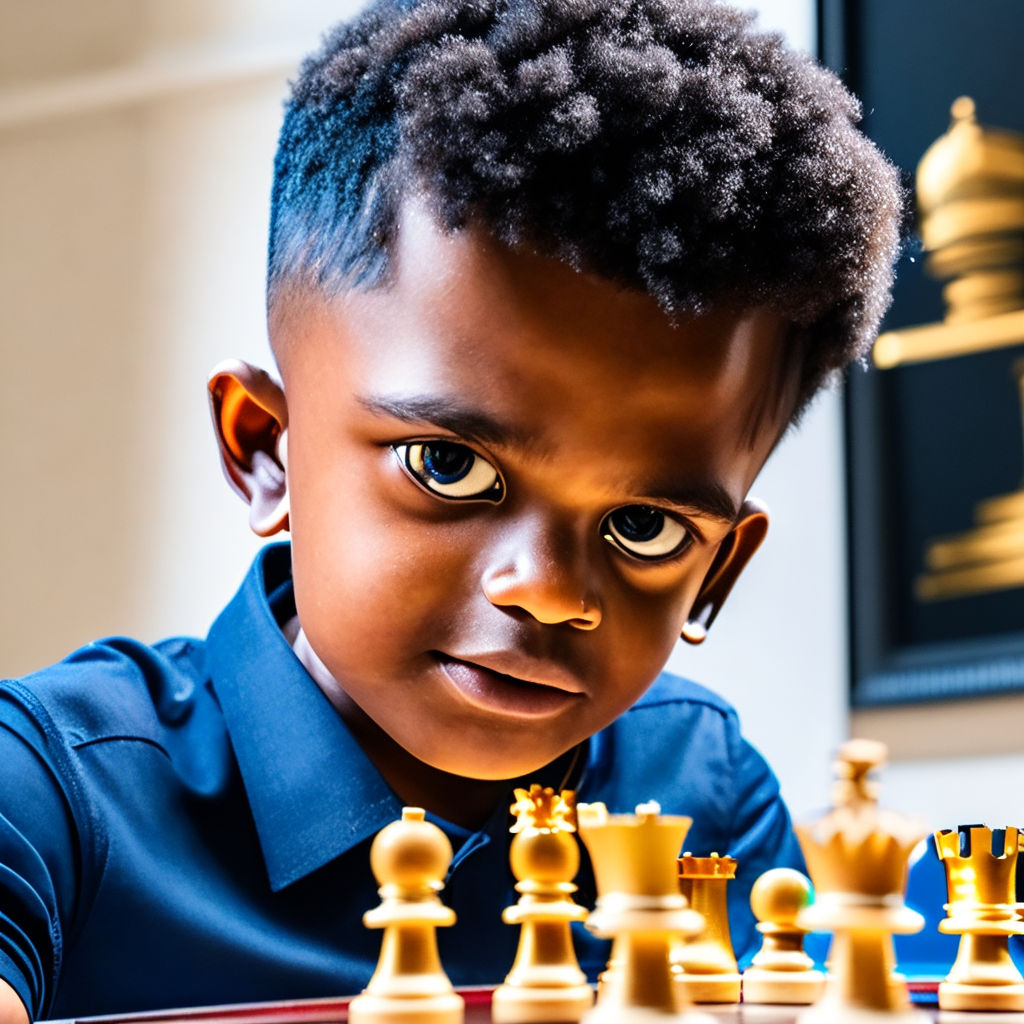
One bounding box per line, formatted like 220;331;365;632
1;2;354;679
1;0;845;823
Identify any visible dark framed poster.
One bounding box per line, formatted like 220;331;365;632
819;0;1024;706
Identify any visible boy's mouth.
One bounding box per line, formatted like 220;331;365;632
435;653;585;719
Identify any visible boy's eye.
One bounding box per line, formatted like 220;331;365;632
393;441;504;502
602;505;691;561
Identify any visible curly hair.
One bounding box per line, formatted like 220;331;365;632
268;0;903;414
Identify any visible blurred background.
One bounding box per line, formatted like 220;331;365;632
1;0;1020;826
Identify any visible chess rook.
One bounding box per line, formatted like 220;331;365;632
672;853;741;1003
935;824;1024;1012
741;868;825;1005
492;786;594;1023
795;739;927;1024
348;808;464;1024
576;801;711;1023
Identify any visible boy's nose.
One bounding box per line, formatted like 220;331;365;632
480;517;602;630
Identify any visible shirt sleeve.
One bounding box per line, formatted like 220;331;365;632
723;723;806;967
0;686;88;1019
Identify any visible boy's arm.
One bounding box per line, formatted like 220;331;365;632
0;979;29;1024
0;691;82;1021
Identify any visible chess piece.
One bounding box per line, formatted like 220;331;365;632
934;824;1024;1011
741;867;825;1005
672;853;741;1003
576;800;711;1023
492;786;595;1023
795;739;928;1024
348;807;464;1024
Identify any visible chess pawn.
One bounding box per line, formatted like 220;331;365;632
934;824;1024;1011
794;739;928;1024
672;853;741;1003
576;801;711;1023
492;786;594;1023
348;807;464;1024
740;867;825;1005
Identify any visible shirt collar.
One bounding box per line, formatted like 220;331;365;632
205;543;404;892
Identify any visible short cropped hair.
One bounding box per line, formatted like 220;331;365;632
269;0;903;414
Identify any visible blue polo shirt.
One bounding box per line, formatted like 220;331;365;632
0;544;801;1020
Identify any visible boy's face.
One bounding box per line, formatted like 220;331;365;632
254;203;799;782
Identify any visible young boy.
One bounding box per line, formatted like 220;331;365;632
0;1;901;1020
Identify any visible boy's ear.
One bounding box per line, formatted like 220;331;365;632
681;498;769;644
208;359;290;537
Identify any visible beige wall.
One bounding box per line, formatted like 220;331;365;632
1;2;362;674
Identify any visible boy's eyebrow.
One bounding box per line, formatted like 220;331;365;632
361;393;740;524
358;394;534;449
650;483;739;526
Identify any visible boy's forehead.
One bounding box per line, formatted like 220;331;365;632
387;201;781;370
272;201;802;453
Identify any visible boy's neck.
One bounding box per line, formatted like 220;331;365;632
290;624;521;830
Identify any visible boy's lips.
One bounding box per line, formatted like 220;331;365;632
435;653;586;719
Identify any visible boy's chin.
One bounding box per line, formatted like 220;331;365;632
417;744;570;784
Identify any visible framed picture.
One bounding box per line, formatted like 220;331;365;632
819;0;1024;705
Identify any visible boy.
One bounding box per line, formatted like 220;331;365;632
0;0;902;1020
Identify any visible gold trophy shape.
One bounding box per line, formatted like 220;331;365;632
795;739;928;1024
934;824;1024;1011
871;99;1024;601
576;801;711;1023
492;785;595;1023
672;853;741;1003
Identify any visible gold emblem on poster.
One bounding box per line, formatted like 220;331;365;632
873;98;1024;602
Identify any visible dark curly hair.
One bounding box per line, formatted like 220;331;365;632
268;0;903;415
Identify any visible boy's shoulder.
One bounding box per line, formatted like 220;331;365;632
590;669;751;790
623;669;740;721
0;545;290;753
584;669;786;873
589;669;772;815
1;634;209;752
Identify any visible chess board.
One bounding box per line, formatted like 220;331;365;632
47;984;946;1024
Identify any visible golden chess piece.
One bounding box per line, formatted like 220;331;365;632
917;96;1024;326
671;853;741;1003
741;867;825;1005
874;97;1024;371
492;786;595;1023
935;824;1024;1011
576;800;711;1023
348;807;464;1024
872;100;1024;600
795;739;928;1024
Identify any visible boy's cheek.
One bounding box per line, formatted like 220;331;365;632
289;504;474;640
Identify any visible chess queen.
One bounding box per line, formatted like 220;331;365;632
795;740;928;1024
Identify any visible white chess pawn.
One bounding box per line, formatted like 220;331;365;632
349;807;464;1024
740;867;825;1005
